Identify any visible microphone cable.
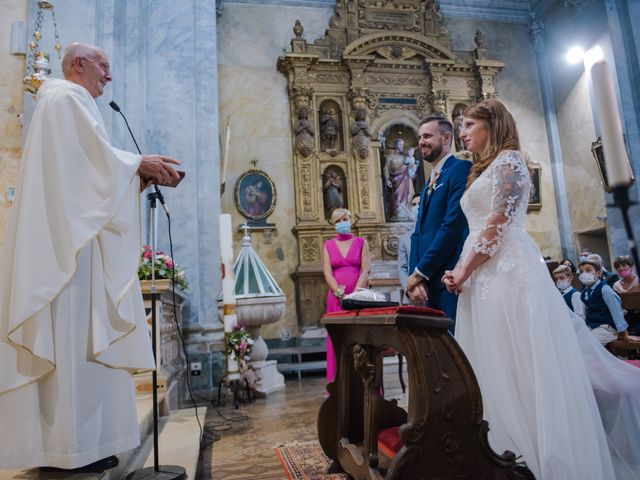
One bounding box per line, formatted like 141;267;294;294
109;101;204;445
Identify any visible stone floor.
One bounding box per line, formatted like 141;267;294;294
197;362;408;480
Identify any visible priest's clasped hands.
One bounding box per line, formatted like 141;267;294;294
137;154;181;190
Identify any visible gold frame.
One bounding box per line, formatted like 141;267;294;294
591;136;636;193
234;168;277;221
527;163;542;212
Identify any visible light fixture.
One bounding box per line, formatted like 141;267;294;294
583;44;604;71
23;1;62;94
565;46;584;65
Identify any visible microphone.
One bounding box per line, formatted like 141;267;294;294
109;100;169;215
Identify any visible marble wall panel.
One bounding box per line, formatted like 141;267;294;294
1;0;222;326
0;0;27;246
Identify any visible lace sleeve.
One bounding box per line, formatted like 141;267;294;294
472;151;530;257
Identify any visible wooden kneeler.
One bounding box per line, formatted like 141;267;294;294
317;306;535;480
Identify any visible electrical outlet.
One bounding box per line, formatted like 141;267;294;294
7;187;15;202
190;362;202;376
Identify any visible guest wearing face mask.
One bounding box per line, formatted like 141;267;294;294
323;208;370;383
552;265;584;319
397;194;421;304
578;255;639;345
612;255;640;294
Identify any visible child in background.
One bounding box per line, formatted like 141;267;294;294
553;264;584;319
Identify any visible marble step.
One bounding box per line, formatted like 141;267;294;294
0;389;201;480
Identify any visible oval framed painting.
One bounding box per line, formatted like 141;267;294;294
234;169;277;221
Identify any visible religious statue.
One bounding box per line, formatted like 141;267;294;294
320;107;339;152
350;108;371;159
383;138;416;221
474;29;485;49
294;107;315;157
322;169;344;219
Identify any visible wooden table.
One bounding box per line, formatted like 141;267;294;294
318;306;535;480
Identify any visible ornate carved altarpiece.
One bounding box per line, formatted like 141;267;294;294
277;0;504;328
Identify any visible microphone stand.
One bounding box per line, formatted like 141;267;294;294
127;191;185;480
111;100;184;480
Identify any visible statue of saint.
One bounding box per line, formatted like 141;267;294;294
323;169;344;219
383;138;416;221
320;108;339;151
452;107;465;152
294;107;315;157
350;109;371;159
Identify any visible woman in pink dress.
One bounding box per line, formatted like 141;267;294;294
323;208;370;383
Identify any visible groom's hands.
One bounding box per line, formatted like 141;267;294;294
407;272;429;305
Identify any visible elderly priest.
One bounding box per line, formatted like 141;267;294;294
0;42;180;471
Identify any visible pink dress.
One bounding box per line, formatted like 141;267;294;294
325;236;365;383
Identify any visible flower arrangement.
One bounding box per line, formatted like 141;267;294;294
138;245;189;290
225;326;254;371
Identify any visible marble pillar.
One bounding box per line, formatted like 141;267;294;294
22;0;222;327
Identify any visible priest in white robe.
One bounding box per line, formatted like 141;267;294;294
0;42;181;470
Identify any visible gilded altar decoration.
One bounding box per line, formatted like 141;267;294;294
278;0;505;327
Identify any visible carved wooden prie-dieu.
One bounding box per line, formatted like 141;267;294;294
318;307;535;480
278;1;504;329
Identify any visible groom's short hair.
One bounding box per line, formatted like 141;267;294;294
420;115;453;142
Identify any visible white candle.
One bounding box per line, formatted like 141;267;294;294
219;213;239;378
588;52;634;188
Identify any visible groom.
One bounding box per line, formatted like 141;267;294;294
407;115;470;325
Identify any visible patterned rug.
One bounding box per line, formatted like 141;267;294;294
275;441;349;480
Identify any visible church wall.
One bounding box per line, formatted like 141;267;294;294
217;2;333;338
0;0;27;246
445;17;562;258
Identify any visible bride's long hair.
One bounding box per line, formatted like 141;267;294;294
464;99;520;188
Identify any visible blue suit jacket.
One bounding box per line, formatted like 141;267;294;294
409;156;470;320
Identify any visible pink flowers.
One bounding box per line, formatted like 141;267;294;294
138;245;189;290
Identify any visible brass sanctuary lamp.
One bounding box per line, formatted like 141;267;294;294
23;1;62;94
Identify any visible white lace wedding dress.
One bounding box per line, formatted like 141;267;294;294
455;150;640;480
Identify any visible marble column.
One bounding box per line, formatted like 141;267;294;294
604;0;640;250
23;0;223;327
529;18;576;262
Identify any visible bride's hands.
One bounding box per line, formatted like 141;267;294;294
442;265;470;295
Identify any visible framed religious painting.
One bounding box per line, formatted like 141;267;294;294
234;168;277;222
591;136;635;193
527;163;542;212
591;137;612;192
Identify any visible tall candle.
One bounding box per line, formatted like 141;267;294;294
588;53;633;188
219;213;239;378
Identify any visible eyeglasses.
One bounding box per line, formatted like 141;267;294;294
82;56;111;75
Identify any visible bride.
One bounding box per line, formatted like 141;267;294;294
443;99;640;479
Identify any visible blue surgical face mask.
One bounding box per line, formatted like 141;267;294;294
579;255;588;263
336;221;351;235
